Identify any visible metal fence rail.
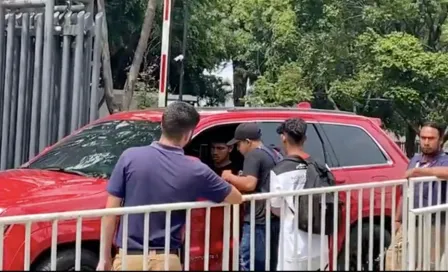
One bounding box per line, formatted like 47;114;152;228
0;0;103;170
0;176;441;271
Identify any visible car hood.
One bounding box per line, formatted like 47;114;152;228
0;168;105;210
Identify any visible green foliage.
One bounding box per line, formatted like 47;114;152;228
106;0;448;137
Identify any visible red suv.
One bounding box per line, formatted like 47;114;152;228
0;105;408;270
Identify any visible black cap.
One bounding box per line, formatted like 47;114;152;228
227;123;262;145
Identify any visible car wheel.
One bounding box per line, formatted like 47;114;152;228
34;248;98;271
337;223;391;271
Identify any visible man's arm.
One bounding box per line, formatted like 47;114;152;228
98;153;128;268
199;164;243;204
223;151;260;192
406;167;448;180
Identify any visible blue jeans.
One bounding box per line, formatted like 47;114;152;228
240;220;280;271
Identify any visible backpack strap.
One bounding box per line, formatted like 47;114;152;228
258;145;283;164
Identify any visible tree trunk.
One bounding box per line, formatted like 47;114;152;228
122;0;158;110
96;0;120;113
232;61;248;107
405;124;417;158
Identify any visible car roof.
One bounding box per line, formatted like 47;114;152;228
98;106;380;126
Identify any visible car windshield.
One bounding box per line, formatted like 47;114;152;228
27;120;161;178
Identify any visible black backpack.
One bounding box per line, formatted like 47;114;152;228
286;156;342;235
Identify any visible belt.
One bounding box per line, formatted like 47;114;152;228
123;249;180;256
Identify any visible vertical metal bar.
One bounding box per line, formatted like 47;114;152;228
24;222;31;270
50;220;58;270
8;27;20;169
184;209;191;271
164;211;171;271
14;12;30;167
75;217;82;270
70;11;85;131
121;214;128;271
279;200;284;271
391;185;397;270
99;217;106;268
0;14;15;170
0;5;5;120
83;3;93;124
408;210;417;270
0;224;4;270
39;0;55;151
222;205;231;271
368;188;374;270
423;213;431;270
78;13;88;126
357;189;362;270
57;12;72;140
307;194;313;270
249;199;255;271
90;13;102;122
232;204;240;270
143;212;150;270
320;193;326;271
435;181;441;270
265;200;272;271
402;180;410;268
47;11;58;146
204;207;211;271
29;13;43;158
345;190;351;270
380;186;386;271
332;192;339;270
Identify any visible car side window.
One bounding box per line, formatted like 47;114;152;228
258;122;326;164
321;124;388;167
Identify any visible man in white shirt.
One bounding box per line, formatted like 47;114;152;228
270;118;329;270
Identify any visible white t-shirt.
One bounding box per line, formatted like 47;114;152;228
270;160;329;271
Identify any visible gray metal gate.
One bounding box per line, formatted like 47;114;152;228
0;0;104;170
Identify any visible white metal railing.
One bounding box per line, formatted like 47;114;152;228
0;176;443;271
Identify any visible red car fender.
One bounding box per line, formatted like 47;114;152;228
4;219;101;270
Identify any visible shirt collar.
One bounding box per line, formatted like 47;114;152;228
151;142;184;155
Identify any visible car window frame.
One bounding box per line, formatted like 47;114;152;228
318;121;393;169
193;119;339;168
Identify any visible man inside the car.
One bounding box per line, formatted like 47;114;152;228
221;123;281;271
96;102;243;271
210;136;241;176
393;121;448;270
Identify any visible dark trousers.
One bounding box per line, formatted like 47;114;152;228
239;218;280;271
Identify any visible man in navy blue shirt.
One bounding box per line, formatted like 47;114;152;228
396;121;448;269
96;102;243;271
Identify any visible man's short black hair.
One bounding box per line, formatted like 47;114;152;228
161;102;200;141
421;121;445;138
276;118;307;144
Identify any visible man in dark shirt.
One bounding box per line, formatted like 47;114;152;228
96;102;243;271
222;123;281;271
210;138;241;176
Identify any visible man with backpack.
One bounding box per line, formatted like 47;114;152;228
221;122;282;271
270;118;331;270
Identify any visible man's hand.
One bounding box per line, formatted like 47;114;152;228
221;170;234;181
404;168;419;178
96;257;112;271
394;221;402;234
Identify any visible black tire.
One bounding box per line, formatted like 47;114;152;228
34;248;98;271
337;223;391;271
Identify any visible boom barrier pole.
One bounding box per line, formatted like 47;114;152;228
158;0;172;107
